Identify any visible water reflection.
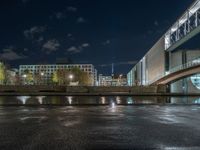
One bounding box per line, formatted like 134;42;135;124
66;96;73;105
111;101;116;108
116;96;121;104
194;98;200;104
36;96;46;104
17;96;30;105
127;97;134;104
100;97;106;104
0;96;199;105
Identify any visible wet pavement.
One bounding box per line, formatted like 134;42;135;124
0;104;200;149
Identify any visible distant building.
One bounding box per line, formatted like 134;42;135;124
98;74;127;86
6;69;19;85
19;64;97;86
98;74;112;86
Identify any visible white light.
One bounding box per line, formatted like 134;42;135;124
100;97;106;104
165;71;170;75
111;102;116;108
116;96;121;104
36;96;46;104
23;74;27;78
17;96;30;105
67;96;73;104
127;97;133;104
69;74;74;79
41;72;44;76
191;74;200;90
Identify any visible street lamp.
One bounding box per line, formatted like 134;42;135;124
69;74;74;84
23;74;27;78
22;74;27;85
69;74;73;80
40;72;45;85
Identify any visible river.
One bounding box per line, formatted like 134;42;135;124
0;96;200;149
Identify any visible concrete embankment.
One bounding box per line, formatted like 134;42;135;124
0;85;168;96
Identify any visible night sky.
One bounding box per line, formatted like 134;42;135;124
0;0;194;75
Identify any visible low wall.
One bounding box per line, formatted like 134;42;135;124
0;85;66;92
0;85;167;94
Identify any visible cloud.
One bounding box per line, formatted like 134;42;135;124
55;12;66;19
103;40;111;45
81;43;90;48
67;33;72;37
67;6;77;12
24;26;46;39
0;47;27;61
77;17;86;23
154;21;159;26
67;46;81;54
67;33;76;41
67;42;90;54
50;6;77;20
23;48;29;52
50;11;67;20
42;39;60;54
100;61;138;67
36;36;44;43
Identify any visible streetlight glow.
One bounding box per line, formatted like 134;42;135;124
69;74;74;80
23;74;27;78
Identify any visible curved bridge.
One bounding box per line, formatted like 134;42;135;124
152;58;200;85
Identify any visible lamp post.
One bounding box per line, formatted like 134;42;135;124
69;74;74;86
22;74;27;85
40;72;44;85
41;72;44;76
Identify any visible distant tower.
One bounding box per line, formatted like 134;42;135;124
111;63;114;77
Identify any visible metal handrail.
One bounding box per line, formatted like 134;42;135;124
148;58;200;85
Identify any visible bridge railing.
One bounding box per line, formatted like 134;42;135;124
148;58;200;85
169;58;200;74
165;0;200;50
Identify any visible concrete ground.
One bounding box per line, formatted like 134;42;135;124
0;105;200;150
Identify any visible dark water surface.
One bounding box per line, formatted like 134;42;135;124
0;96;200;149
0;96;200;105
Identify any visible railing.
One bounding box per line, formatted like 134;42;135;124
148;58;200;85
165;0;200;50
168;58;200;74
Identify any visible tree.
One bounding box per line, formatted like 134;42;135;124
14;74;22;85
71;68;92;86
52;71;59;85
52;67;92;86
23;69;34;85
34;73;42;85
0;63;6;85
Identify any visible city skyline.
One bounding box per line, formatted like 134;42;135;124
0;0;193;74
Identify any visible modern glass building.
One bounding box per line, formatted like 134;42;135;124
127;0;200;93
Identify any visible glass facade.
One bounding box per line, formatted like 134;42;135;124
191;74;200;89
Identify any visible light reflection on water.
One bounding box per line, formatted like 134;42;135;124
36;96;46;104
16;96;30;105
100;96;106;104
0;96;199;105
